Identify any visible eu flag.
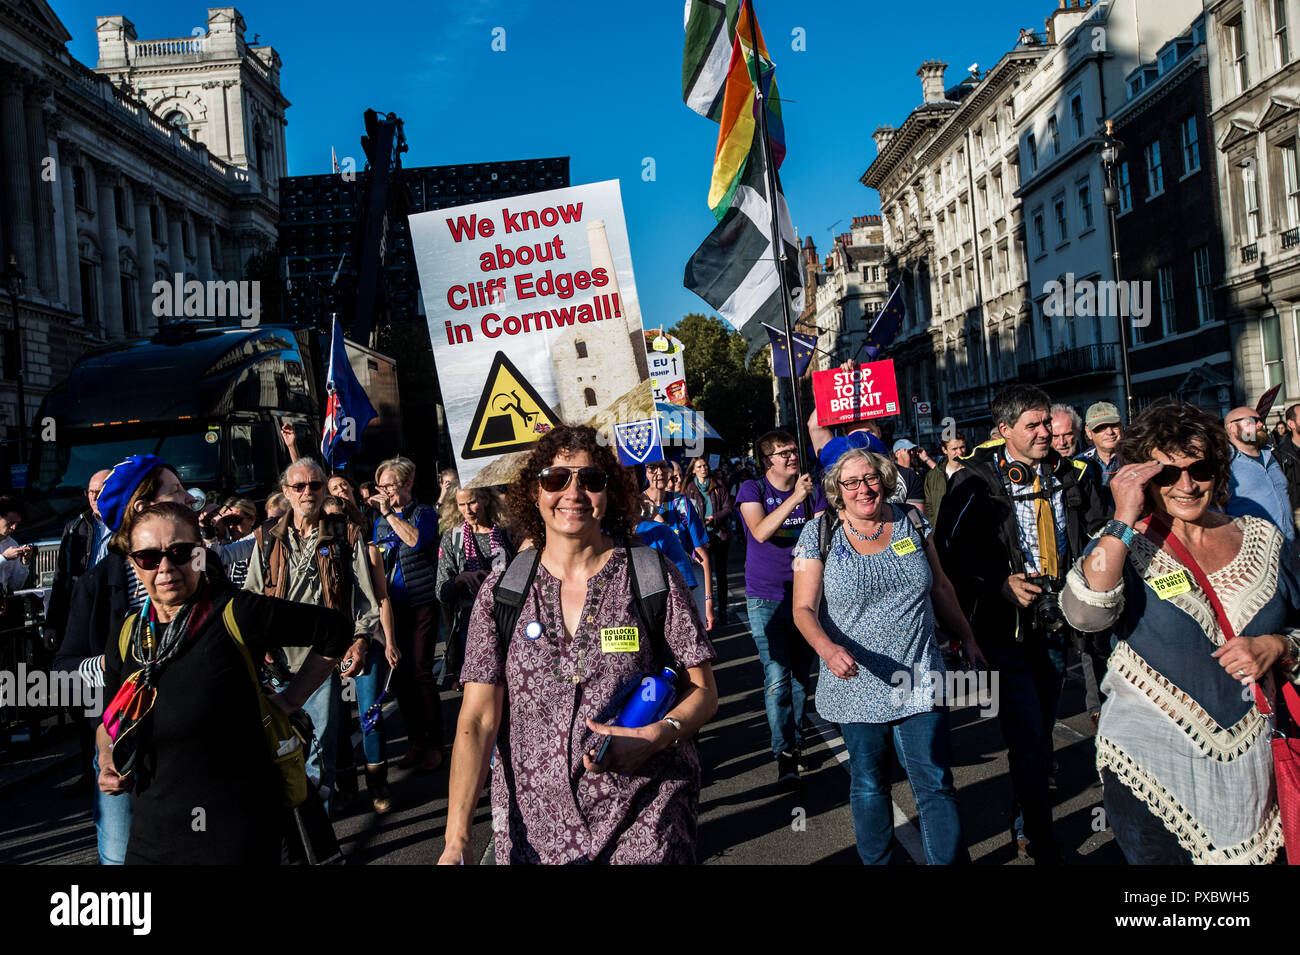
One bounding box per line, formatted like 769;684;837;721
765;323;816;378
320;314;378;466
859;284;905;360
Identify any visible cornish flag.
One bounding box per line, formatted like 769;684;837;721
321;314;378;466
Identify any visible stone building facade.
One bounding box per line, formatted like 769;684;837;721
1205;0;1300;416
1110;15;1233;416
862;30;1053;439
1013;0;1201;420
0;4;284;463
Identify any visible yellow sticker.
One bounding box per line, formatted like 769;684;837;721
891;538;918;556
1151;570;1192;599
600;627;640;653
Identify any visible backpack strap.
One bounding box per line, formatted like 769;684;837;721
492;548;542;649
817;509;839;563
898;502;930;546
626;544;672;671
117;614;135;661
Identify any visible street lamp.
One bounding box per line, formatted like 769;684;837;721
1098;120;1135;422
2;253;27;466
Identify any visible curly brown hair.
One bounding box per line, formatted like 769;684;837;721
505;425;640;547
1117;398;1233;510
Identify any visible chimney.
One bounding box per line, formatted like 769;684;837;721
917;60;949;104
872;125;896;153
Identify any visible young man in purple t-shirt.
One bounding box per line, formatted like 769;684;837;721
736;430;827;784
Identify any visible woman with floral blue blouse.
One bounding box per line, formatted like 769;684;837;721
792;448;985;865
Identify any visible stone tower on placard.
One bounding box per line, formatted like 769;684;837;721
549;220;643;423
94;7;289;202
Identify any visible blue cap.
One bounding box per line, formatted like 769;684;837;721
818;430;888;470
97;454;169;532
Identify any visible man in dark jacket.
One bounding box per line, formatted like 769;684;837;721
1272;403;1300;521
42;470;112;651
934;384;1107;863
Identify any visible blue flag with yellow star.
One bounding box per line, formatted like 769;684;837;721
614;418;665;466
764;323;816;378
859;283;905;360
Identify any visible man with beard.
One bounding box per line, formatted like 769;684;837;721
1224;406;1296;547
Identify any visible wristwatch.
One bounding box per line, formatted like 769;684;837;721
1100;519;1135;548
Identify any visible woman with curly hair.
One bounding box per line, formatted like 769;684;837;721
1062;400;1300;864
438;425;718;864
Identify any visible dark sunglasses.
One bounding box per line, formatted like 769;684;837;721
537;466;608;493
128;542;201;571
1152;460;1216;487
286;480;324;493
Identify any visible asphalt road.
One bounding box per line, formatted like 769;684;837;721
0;550;1122;865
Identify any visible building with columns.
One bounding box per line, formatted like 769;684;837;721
1204;0;1300;418
0;4;284;465
862;29;1053;440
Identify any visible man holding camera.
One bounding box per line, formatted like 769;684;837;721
934;385;1107;863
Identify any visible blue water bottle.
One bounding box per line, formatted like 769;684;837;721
594;667;679;763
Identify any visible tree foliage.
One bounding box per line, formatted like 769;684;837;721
669;313;773;457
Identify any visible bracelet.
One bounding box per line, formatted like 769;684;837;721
705;594;715;601
661;716;683;745
1100;519;1135;548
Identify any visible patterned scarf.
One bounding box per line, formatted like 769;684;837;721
462;523;505;572
102;584;218;778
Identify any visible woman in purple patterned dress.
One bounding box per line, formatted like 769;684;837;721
439;425;718;865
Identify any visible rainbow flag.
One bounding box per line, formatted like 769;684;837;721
707;0;785;220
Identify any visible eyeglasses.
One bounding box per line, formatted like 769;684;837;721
537;466;608;493
87;488;102;499
1151;460;1216;487
1228;416;1264;428
838;475;883;490
128;542;201;571
768;449;799;461
286;480;324;494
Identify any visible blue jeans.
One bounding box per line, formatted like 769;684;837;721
92;749;132;865
351;643;390;765
746;597;814;758
839;710;967;865
302;672;341;813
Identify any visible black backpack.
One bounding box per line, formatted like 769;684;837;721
491;544;675;670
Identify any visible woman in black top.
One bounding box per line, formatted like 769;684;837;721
97;502;351;865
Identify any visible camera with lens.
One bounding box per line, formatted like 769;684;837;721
1029;576;1067;633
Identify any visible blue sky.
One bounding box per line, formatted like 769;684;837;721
56;0;1051;332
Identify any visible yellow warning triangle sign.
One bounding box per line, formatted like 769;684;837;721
462;351;560;459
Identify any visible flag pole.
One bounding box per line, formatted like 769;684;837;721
747;0;807;467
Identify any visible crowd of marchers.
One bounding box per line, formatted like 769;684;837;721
28;381;1300;865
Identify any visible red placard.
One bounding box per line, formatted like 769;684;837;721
812;359;902;427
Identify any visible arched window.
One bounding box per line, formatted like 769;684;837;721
575;340;588;358
583;388;597;407
165;111;189;137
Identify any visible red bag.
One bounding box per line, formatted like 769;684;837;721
1146;518;1300;864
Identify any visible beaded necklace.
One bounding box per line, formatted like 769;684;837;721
844;515;886;542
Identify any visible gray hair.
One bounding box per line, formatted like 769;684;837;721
1050;403;1082;436
822;449;898;511
280;457;325;486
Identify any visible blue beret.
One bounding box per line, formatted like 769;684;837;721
97;454;169;532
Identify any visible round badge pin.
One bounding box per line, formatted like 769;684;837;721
525;621;543;640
